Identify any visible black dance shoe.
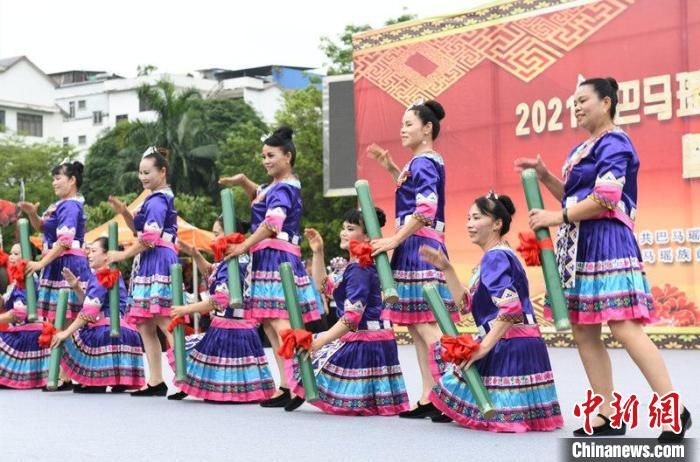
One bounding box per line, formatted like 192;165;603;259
167;391;188;401
259;387;291;408
42;381;74;392
73;385;107;394
284;396;306;412
399;401;441;419
658;408;692;443
431;413;453;423
573;414;626;437
130;382;168;397
205;399;245;405
111;385;129;393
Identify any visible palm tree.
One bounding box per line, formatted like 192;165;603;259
134;79;219;196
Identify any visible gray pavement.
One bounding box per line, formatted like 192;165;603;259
1;347;698;462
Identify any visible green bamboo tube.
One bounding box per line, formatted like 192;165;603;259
279;262;319;402
170;263;187;382
46;289;69;390
354;180;399;303
108;222;121;338
220;189;243;308
18;218;38;322
423;284;495;418
521;169;571;331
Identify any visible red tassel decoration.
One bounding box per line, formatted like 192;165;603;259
277;328;313;359
349;240;374;268
440;334;481;363
516;231;542;267
96;267;120;289
38;322;59;348
167;316;185;333
8;260;27;289
211;233;245;262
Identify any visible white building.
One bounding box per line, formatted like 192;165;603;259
1;57;319;159
0;56;64;143
53;70;295;159
53;72;226;158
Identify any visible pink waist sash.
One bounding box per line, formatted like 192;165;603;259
414;227;445;244
250;239;301;257
211;317;257;329
92;317;138;330
341;329;395;342
502;324;541;340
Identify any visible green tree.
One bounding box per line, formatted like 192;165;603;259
216;121;269;222
83;193;136;230
174;194;218;231
320;10;417;75
0;137;76;248
135;79;220;196
83;83;268;203
82;122;141;203
274;87;355;259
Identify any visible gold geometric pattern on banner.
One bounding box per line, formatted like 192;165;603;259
354;39;482;107
354;0;635;106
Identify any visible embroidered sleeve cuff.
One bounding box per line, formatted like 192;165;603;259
263;207;286;235
341;316;358;331
81;304;101;319
589;188;622;211
78;312;99;323
411;212;433;226
138;230;161;247
495;300;522;317
321;276;336;297
495;312;524;323
414;199;437;221
210;291;229;311
261;220;280;236
457;291;472;314
56;234;75;249
10;307;27;323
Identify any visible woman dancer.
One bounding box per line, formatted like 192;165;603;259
0;243;49;389
421;194;564;432
219;127;320;407
516;77;690;441
167;217;275;403
107;147;178;397
368;100;457;418
51;237;145;393
284;209;409;415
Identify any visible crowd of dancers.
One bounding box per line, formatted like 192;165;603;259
0;77;691;442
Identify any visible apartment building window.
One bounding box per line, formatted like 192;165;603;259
0;110;5;131
63;137;69;145
116;114;128;123
139;95;154;112
69;101;75;118
17;113;43;137
93;111;103;125
78;135;87;145
78;100;86;110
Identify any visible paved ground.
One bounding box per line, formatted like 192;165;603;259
1;347;697;462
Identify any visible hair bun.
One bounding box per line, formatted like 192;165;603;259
375;207;387;228
72;161;84;174
496;195;516;216
606;77;619;91
272;126;293;141
156;147;170;159
424;100;445;121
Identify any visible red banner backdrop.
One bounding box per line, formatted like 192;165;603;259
352;0;700;348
